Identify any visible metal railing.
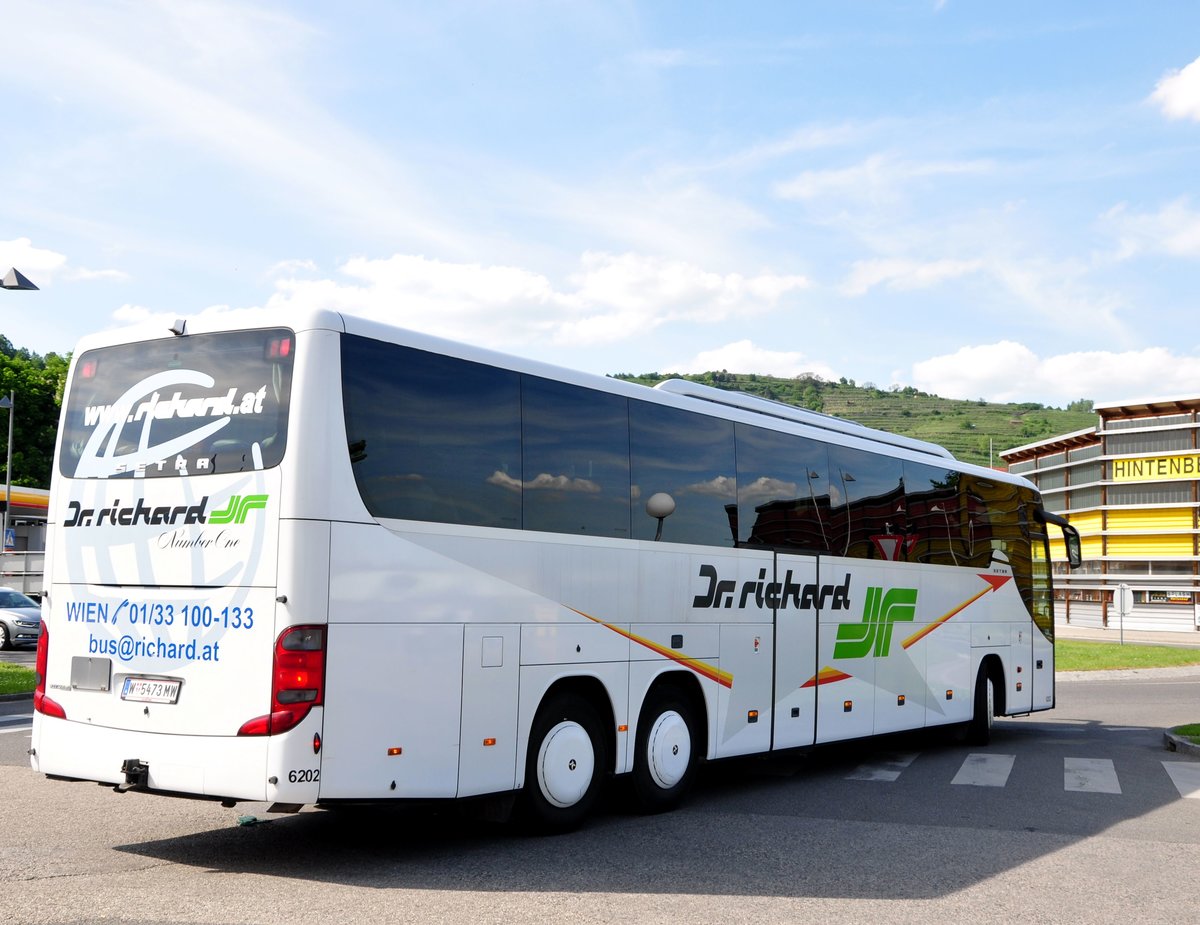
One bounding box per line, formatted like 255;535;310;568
0;550;45;597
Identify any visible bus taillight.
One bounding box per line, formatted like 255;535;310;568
237;626;325;736
265;335;293;360
33;625;66;719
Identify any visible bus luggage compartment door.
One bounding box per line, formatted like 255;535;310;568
319;623;464;800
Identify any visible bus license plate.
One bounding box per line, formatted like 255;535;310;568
120;677;181;704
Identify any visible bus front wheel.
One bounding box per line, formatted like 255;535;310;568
968;664;995;745
522;692;607;832
632;688;698;813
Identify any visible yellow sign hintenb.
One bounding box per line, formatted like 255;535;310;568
1112;454;1200;483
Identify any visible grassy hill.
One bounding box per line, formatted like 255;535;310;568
610;371;1096;469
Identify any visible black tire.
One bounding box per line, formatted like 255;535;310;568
631;687;698;814
522;692;607;833
0;622;10;651
967;663;995;746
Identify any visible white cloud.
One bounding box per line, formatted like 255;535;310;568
0;2;457;251
0;238;67;281
111;304;155;324
840;257;984;296
774;154;993;204
909;341;1200;405
66;267;131;282
666;339;837;379
265;259;318;277
0;238;127;286
264;251;808;349
1150;55;1200;122
1105;199;1200;260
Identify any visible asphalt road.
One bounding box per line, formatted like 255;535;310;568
2;671;1199;925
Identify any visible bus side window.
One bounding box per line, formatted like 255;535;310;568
734;423;832;553
522;377;631;538
827;445;904;560
630;402;736;547
341;337;522;529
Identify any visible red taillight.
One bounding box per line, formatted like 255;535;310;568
265;335;293;360
237;625;325;736
33;624;66;719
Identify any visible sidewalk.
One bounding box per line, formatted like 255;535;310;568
1056;620;1200;648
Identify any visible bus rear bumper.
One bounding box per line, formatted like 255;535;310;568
31;715;272;803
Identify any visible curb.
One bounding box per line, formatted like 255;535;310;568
1164;730;1200;758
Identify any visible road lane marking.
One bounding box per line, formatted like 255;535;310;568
846;752;919;781
1162;761;1200;799
1064;757;1121;794
952;753;1015;787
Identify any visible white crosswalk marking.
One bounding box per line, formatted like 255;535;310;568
1162;762;1200;799
846;752;919;781
1064;757;1121;794
952;753;1015;787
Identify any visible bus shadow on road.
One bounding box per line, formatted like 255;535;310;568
112;722;1199;900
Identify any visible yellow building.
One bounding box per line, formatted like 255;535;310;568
1002;396;1200;634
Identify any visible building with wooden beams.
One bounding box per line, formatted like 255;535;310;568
1001;396;1200;633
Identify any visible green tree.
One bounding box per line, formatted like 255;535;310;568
0;335;69;489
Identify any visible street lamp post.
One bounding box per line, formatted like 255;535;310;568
1;266;36;553
0;392;11;553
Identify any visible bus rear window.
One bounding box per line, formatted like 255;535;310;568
59;328;294;479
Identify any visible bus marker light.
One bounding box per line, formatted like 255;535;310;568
483;738;497;747
1017;665;1023;673
313;733;322;754
1016;681;1023;691
747;710;759;723
617;724;628;733
843;700;853;713
387;747;402;756
946;690;953;700
897;695;906;706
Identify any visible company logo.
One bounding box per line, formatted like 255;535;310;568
692;564;851;612
75;370;268;478
832;586;918;659
209;494;268;525
62;494;269;528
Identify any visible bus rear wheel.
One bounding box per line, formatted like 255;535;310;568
522;692;607;833
632;688;698;813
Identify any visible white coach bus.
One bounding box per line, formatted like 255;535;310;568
30;309;1080;829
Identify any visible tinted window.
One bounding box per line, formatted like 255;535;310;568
522;377;630;537
735;424;831;552
60;329;294;479
342;337;521;529
630;403;736;546
965;475;1039;614
0;590;36;608
904;461;964;566
827;445;905;559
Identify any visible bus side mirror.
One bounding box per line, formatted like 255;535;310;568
1063;524;1082;569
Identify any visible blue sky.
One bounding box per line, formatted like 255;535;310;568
4;1;1200;407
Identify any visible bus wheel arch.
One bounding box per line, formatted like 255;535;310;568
631;672;706;813
521;678;613;832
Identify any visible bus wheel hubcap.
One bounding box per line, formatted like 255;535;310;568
646;710;690;790
537;721;595;808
